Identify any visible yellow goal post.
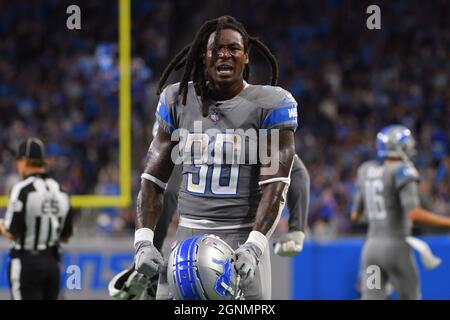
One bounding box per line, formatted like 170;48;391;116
0;0;131;209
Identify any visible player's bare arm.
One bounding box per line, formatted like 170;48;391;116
409;208;450;228
136;126;176;230
397;179;450;228
351;166;365;222
134;125;176;278
351;189;364;222
254;130;296;234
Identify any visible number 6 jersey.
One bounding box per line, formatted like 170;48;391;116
353;160;420;238
155;82;298;229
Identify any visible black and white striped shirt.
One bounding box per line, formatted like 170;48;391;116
4;173;73;256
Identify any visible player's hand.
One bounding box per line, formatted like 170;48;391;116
134;240;164;278
233;243;262;289
274;231;305;257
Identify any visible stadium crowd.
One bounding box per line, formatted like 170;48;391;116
0;0;448;237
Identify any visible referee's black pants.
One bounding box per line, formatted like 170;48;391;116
8;250;60;300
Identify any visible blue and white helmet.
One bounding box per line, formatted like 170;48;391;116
167;234;244;300
376;125;417;161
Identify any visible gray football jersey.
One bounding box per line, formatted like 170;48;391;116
155;82;298;226
355;160;420;238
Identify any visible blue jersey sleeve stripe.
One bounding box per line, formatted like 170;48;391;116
262;105;298;129
155;99;176;133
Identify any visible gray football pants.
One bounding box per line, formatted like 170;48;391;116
156;225;272;300
361;238;420;300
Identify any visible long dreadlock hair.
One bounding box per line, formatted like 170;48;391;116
156;15;279;117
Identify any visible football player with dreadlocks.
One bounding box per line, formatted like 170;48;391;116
133;15;302;300
351;125;450;300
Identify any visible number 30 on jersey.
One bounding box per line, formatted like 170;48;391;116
184;133;241;195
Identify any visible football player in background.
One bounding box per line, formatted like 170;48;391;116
351;125;450;300
133;15;303;299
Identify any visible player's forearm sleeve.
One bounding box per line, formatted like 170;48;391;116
399;181;420;215
351;189;364;214
287;156;310;232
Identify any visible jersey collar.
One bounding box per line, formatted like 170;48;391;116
24;172;49;179
213;81;250;105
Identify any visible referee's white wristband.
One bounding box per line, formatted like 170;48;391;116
134;228;154;247
245;230;269;255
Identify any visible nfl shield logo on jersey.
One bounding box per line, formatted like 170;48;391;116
210;111;220;122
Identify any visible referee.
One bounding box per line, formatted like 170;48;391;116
0;138;73;300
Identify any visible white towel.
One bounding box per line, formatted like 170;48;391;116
406;236;442;270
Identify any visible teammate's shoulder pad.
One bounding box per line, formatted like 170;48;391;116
395;163;420;188
396;163;420;180
362;159;379;167
358;160;379;172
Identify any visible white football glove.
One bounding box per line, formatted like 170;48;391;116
274;231;305;257
406;236;442;270
134;240;164;278
233;243;262;289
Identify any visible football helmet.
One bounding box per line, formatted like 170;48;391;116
167;234;243;300
376;124;417;161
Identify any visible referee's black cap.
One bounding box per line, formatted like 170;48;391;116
15;138;46;160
